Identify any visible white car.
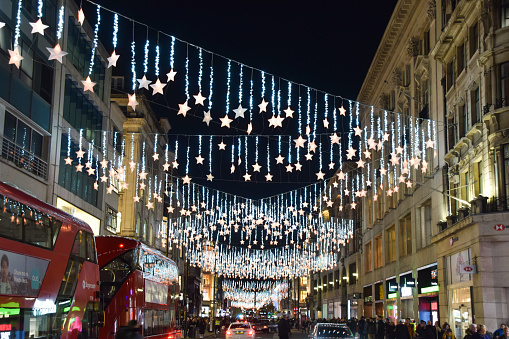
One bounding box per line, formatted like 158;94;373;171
226;322;255;339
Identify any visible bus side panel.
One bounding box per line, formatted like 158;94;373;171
61;260;100;339
100;270;144;339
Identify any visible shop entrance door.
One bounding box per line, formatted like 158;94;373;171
452;304;471;339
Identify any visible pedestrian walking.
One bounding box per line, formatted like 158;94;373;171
279;315;291;339
367;318;377;339
396;319;411;339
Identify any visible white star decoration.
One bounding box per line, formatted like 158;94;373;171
268;115;284;128
330;133;340;144
137;75;151;90
252;163;262;172
47;44;68;63
316;170;325;180
30;19;49;35
8;47;23;68
178;101;191;117
107;50;120;68
346;146;357;160
202;110;212;126
81;76;96;93
194;92;206;106
284;106;294;118
233;104;247;119
78;8;85;25
338;106;346;116
128;93;139;111
258;99;269;112
218;141;227;150
275;154;285;164
195;154;205;164
207;173;214;181
150;79;166;95
166;69;177;82
220;115;233;128
294;135;307;148
182;175;191;184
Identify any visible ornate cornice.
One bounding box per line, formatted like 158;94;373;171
357;0;426;104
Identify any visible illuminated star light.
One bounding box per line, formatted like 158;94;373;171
150;79;166;95
182;175;191;184
202;110;213;126
8;47;23;69
323;118;330;129
166;69;177;82
338;106;346;116
316;170;325;180
294;135;307;148
206;173;214;181
265;173;273;181
233;104;247;119
107;50;120;68
178;101;191;117
137;75;151;90
220;115;233;128
30;18;49;35
195;154;205;164
128;93;139;111
284;106;294;118
194;92;206;106
353;126;363;136
64;157;73;165
82;76;96;93
346;147;357;160
330;133;340;144
218;141;227;150
152;153;159;161
47;44;68;63
295;162;302;171
243;173;251;181
252;163;262;172
258;99;269;113
275;154;285;164
286;164;294;172
78;8;85;25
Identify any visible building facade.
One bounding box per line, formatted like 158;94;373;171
349;1;509;338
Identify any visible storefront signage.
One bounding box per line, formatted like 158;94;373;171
402;277;415;287
388;282;398;292
0;249;49;297
459;264;477;274
418;264;439;294
494;224;505;231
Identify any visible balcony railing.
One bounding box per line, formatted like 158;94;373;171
0;135;48;180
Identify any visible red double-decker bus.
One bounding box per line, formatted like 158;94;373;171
96;236;181;339
0;182;102;338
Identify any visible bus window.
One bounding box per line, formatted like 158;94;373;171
24;210;52;248
100;249;135;304
86;232;96;263
59;259;80;298
0;195;23;241
72;230;86;258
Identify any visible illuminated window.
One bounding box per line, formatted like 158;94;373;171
399;214;412;257
365;241;372;272
374;234;383;269
385;225;396;263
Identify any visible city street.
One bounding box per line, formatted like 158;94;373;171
211;329;310;339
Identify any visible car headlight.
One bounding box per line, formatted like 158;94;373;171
264;326;267;328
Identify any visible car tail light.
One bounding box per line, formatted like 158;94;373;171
226;331;232;335
168;336;174;339
248;330;254;336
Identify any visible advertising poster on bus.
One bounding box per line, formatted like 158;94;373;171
0;249;49;296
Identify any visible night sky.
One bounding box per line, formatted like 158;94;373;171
88;0;399;199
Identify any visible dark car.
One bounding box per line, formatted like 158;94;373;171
252;319;270;333
310;323;357;339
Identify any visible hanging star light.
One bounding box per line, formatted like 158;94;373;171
78;8;85;25
233;104;247;119
47;44;68;63
294;135;307;148
346;146;357;160
265;173;273;181
194;92;206;105
218;141;227;150
30;19;49;35
206;173;214;181
284;106;294;118
82;76;96;92
8;47;23;69
202;110;213;126
338;106;346;116
330;133;340;144
275;154;285;164
220;115;233;128
137;75;152;90
166;69;177;81
152;153;159;161
243;173;251;181
252;163;262;172
107;50;120;68
163;162;170;171
353;126;363;136
295;162;302;171
182;175;192;184
316;170;325;180
323;118;330;129
76;163;84;172
195;154;205;164
128;93;139;111
247;122;253;135
258;99;269;112
150;79;166;95
286;164;294;173
178;101;191;117
64;157;73;165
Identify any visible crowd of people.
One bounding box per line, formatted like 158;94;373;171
294;316;509;339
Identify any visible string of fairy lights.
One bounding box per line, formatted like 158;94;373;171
222;280;289;310
1;0;439;294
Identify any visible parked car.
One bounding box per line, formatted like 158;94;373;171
267;320;278;333
309;323;357;339
226;322;255;339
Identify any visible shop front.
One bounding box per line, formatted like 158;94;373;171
375;282;384;317
386;277;398;322
446;249;473;339
363;285;373;318
348;294;360;319
417;264;439;324
399;272;415;320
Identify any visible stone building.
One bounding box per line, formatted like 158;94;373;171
347;0;509;337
